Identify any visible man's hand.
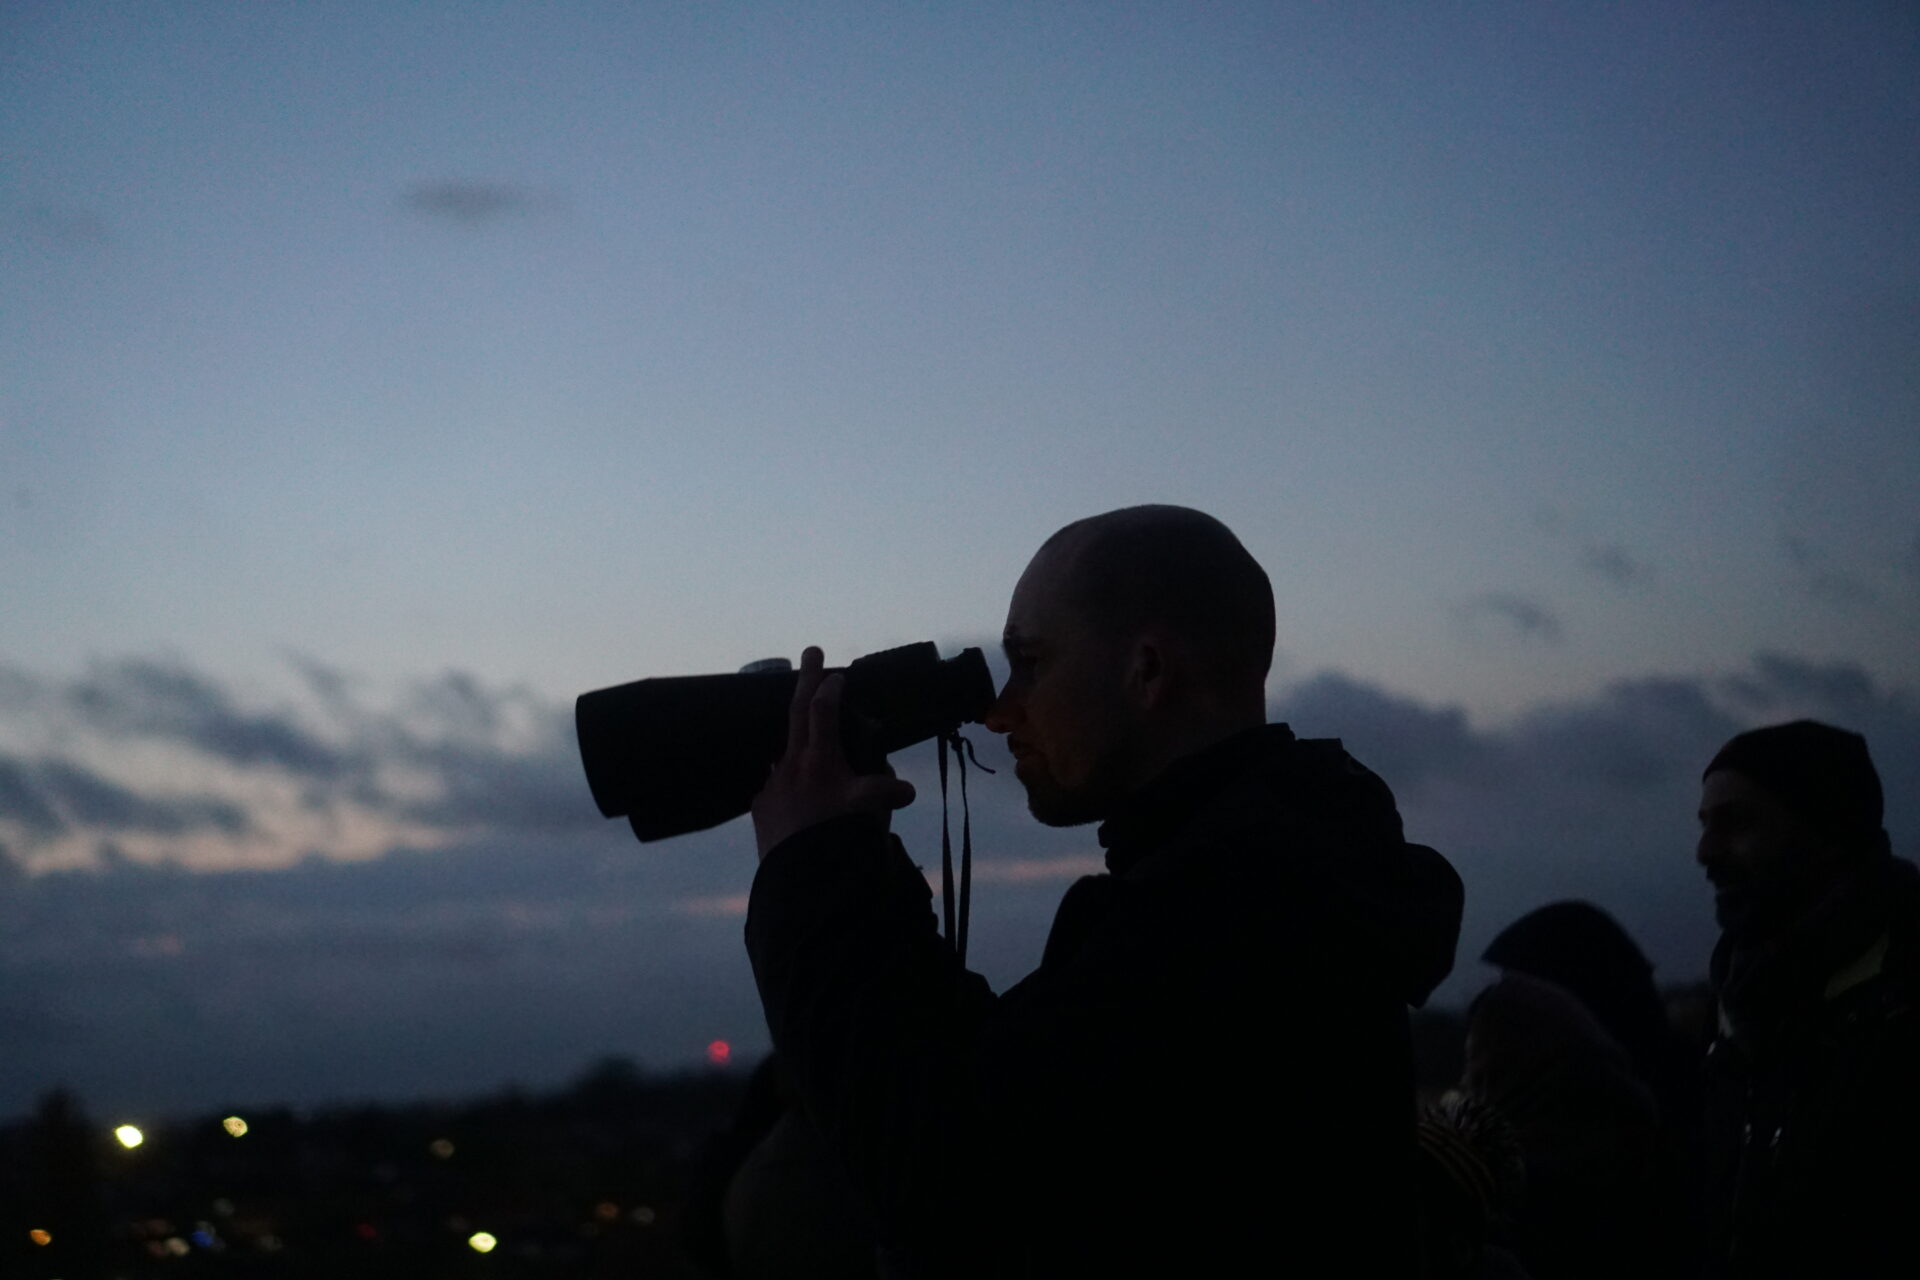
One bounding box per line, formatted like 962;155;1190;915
751;646;917;860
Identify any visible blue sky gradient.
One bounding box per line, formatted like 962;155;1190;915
3;1;1916;1115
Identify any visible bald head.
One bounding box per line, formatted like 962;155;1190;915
1036;505;1275;701
990;506;1275;823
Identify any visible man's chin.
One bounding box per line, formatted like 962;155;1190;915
1714;890;1783;946
1028;803;1099;828
1020;779;1104;829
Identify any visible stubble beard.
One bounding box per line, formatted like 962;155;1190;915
1016;750;1131;829
1023;781;1105;828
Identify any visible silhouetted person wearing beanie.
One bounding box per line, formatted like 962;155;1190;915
1695;719;1917;1279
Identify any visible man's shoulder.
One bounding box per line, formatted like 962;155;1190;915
1844;858;1920;1001
1177;731;1408;863
1174;732;1463;1008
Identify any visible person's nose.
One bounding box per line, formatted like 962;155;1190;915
984;681;1020;735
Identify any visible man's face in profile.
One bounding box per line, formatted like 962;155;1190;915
986;546;1139;827
1697;769;1835;943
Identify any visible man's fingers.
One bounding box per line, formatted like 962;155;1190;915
785;646;826;760
808;672;845;765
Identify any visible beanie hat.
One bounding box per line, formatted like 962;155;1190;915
1703;719;1884;840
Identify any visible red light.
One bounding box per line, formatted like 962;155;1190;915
705;1039;731;1066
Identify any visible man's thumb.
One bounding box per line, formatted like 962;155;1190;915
852;776;916;812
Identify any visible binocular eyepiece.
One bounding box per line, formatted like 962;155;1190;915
575;642;996;842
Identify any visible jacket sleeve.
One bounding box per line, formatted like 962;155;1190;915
744;815;999;1247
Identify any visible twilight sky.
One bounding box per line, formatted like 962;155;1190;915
3;1;1917;1119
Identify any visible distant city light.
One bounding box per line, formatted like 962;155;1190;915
594;1201;620;1222
28;1229;51;1246
115;1124;145;1148
706;1039;731;1067
468;1231;498;1254
429;1137;455;1158
631;1205;657;1226
222;1116;249;1137
164;1237;190;1256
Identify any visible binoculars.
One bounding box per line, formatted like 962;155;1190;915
576;642;995;842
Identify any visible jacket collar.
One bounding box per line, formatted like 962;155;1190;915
1712;853;1911;1045
1096;724;1295;876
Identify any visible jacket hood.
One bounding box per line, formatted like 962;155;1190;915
1108;724;1464;1007
1271;731;1464;1007
1368;837;1465;1007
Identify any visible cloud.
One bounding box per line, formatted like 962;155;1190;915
1462;592;1564;643
675;892;751;918
0;755;64;835
1783;536;1883;610
1272;668;1741;804
4;648;1917;1118
1531;511;1654;589
1580;542;1654;588
1508;676;1739;792
402;181;540;225
35;758;250;836
0;664;41;712
67;657;348;778
968;854;1105;884
1276;673;1487;790
1;656;601;871
397;736;600;834
379;673;595;834
1;752;252;844
1743;652;1881;711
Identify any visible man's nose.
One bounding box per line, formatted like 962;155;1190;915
983;682;1019;735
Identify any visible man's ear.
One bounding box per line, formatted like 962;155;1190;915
1128;635;1168;708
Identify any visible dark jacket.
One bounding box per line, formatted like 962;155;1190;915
745;724;1463;1277
1700;854;1920;1279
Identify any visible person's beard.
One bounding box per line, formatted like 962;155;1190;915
1016;744;1135;828
1713;883;1785;946
1713;865;1836;948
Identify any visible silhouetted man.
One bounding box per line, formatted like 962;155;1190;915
1695;720;1919;1279
745;505;1463;1276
